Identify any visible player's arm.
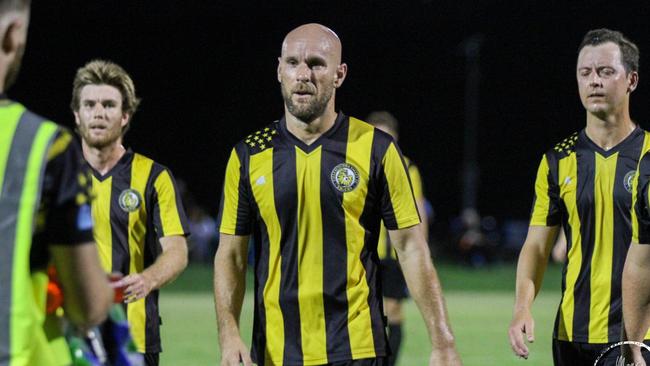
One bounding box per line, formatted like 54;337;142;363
117;235;189;303
50;243;113;327
389;226;461;365
623;243;650;363
214;233;253;366
508;225;558;358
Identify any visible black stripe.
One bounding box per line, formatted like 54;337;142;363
273;146;303;364
143;163;161;353
608;140;642;342
235;145;253;235
0;110;47;361
572;144;595;341
108;161;132;276
545;152;561;226
320;122;352;359
251;214;268;366
637;154;650;244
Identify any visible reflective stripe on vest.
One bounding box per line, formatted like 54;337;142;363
0;102;58;366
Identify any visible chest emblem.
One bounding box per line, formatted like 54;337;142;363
118;188;143;212
331;163;360;193
624;170;636;193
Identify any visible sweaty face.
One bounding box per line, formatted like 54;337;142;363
278;35;340;123
576;42;635;118
75;84;128;149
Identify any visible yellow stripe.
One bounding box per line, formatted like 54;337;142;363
344;118;376;357
295;147;327;362
377;225;388;259
219;149;241;234
127;153;153;352
0;103;26;193
153;170;184;236
91;175;113;273
382;144;420;228
530;156;552;226
408;162;424;201
557;153;579;341
46;131;72;162
249;149;284;363
588;153;617;342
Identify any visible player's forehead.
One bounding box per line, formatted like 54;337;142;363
79;84;123;101
281;25;341;61
577;42;623;69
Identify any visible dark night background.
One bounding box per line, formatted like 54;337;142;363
11;1;650;229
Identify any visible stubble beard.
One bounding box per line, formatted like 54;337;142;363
281;83;333;123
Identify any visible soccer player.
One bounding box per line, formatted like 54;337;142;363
366;110;429;366
0;1;113;365
214;23;460;366
72;60;190;366
508;29;650;365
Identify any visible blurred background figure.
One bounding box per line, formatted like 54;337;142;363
367;110;430;366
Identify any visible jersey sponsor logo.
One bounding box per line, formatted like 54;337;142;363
256;175;266;185
76;204;93;230
624;170;636;193
330;163;360;192
118;188;143;212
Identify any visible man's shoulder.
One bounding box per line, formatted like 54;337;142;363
235;120;281;155
546;131;580;160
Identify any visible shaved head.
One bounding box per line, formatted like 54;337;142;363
281;23;342;64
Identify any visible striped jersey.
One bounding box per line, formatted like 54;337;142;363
530;127;650;343
632;150;650;244
89;149;189;353
217;113;421;365
377;157;424;260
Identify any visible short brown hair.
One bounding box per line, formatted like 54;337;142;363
71;60;141;133
578;28;639;73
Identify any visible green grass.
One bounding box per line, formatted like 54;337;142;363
159;263;564;365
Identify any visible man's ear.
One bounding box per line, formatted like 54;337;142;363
628;71;639;93
334;63;347;88
1;16;26;55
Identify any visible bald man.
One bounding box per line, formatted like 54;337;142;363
214;24;460;366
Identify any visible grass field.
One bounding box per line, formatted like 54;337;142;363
159;263;563;365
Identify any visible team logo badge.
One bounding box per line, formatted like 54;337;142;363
330;163;360;192
593;340;650;365
118;189;142;212
624;170;636;193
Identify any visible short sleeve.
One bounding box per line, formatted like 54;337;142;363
633;152;650;244
35;129;94;245
379;142;421;230
529;154;561;227
152;168;190;239
217;147;253;235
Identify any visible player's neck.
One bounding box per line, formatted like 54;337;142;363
285;108;338;145
585;109;636;151
83;141;126;176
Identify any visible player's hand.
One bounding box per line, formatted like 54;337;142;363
429;346;462;366
112;273;154;303
220;337;254;366
508;308;535;359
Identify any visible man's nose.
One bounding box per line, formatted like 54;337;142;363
296;63;310;82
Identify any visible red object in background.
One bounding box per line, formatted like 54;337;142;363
108;273;125;303
46;265;63;314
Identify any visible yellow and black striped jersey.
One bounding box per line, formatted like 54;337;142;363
217;113;421;365
377;157;424;260
89;149;189;353
530;127;650;343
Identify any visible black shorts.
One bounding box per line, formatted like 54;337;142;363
324;357;387;366
380;259;408;300
552;339;650;366
144;352;159;366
